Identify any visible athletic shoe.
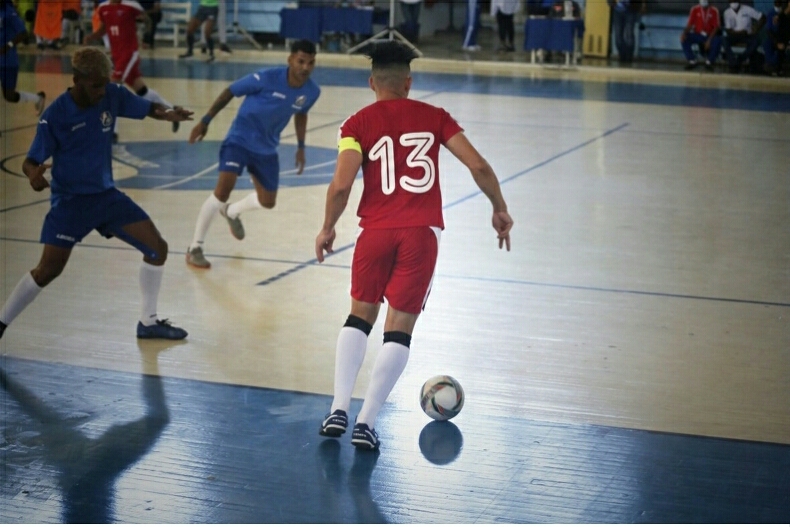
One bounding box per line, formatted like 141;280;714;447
35;92;46;116
704;61;714;72
172;120;180;133
206;54;215;63
462;45;481;52
684;61;698;70
351;423;380;451
219;43;232;54
186;246;211;269
0;321;7;339
319;409;348;437
178;51;193;59
220;204;245;240
136;319;188;340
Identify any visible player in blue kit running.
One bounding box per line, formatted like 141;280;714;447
1;0;46;119
0;47;193;341
185;39;321;269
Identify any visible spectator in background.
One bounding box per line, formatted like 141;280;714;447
60;0;81;45
764;0;790;75
680;0;722;71
723;1;765;72
608;0;646;63
492;0;518;51
140;0;162;49
462;0;482;51
34;0;63;49
398;0;422;43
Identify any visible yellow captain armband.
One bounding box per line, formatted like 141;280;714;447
338;137;362;154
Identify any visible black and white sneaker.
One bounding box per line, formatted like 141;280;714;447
319;409;348;437
351;423;380;450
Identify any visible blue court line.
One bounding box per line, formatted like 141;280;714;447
257;122;630;284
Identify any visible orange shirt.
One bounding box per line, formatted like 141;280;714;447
34;0;63;40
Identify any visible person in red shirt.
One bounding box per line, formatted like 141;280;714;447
314;41;513;451
681;0;723;71
84;0;179;139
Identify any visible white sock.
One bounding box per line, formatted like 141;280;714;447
190;193;224;251
18;91;38;103
141;87;172;108
139;262;164;326
356;341;410;428
226;192;263;219
330;326;369;414
0;272;43;326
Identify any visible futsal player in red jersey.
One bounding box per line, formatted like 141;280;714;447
315;41;514;451
85;0;179;138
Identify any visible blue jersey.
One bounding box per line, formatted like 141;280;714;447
0;3;26;68
27;83;151;203
224;66;321;155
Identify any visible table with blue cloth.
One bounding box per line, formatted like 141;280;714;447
279;7;376;45
523;17;585;65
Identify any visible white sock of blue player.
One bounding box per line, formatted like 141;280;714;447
0;273;43;327
17;92;39;103
356;341;410;428
226;192;263;219
139;262;164;326
330;326;369;414
190;193;224;251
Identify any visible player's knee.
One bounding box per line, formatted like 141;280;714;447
344;314;373;336
383;331;412;348
3;91;20;103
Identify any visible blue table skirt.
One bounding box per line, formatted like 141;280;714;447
523;17;585;53
280;7;375;43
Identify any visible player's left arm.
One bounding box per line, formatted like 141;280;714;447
294;112;308;175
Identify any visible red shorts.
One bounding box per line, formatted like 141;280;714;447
351;226;441;315
111;50;141;86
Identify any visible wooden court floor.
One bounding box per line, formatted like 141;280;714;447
1;47;789;523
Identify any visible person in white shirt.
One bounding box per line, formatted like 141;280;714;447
723;1;766;71
491;0;519;51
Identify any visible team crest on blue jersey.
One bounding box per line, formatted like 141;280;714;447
100;111;113;129
293;95;306;109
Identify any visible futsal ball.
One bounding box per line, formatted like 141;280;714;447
420;375;464;421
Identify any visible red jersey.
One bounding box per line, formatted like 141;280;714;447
97;0;143;58
686;4;720;35
339;98;463;230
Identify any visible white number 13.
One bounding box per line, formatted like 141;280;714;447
369;132;436;195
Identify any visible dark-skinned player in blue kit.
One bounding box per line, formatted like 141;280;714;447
0;47;193;341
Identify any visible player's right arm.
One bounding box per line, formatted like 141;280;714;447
445;132;513;251
315;146;363;262
189;88;234;143
22;158;51;192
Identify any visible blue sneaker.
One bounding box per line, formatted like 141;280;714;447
319;409;348;437
351;423;380;451
136;319;188;340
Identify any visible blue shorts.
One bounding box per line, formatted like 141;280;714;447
41;188;153;255
1;66;19;91
219;142;280;192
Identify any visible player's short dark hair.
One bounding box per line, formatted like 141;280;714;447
290;39;317;55
365;41;418;71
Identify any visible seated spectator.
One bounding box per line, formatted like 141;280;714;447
764;0;790;75
723;1;766;72
60;0;81;46
680;0;722;71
